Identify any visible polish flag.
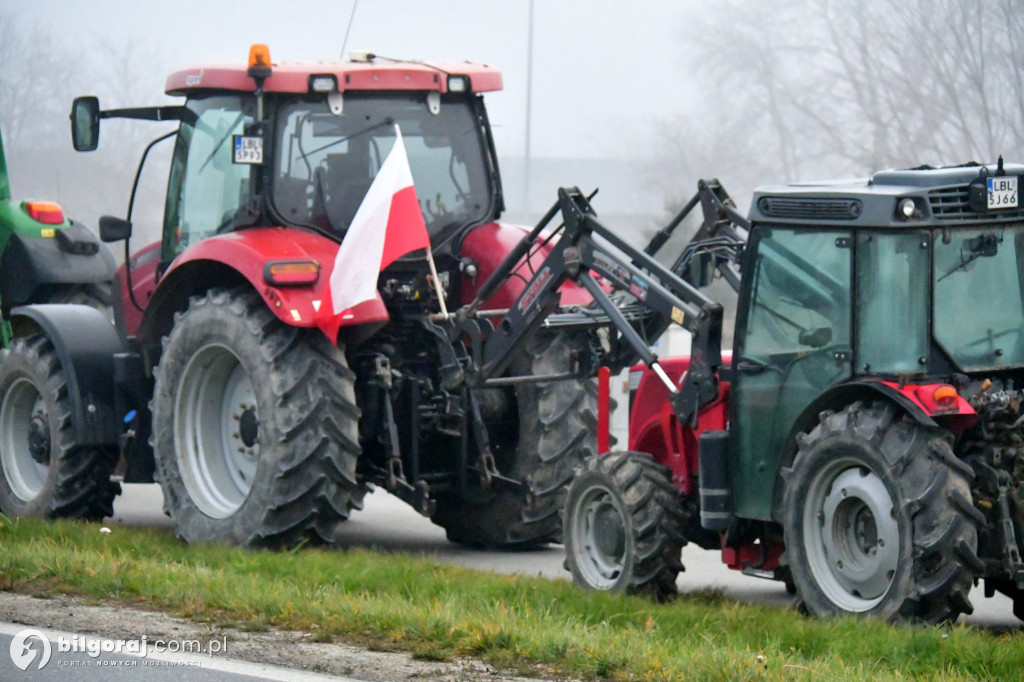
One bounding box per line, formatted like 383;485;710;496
325;126;430;315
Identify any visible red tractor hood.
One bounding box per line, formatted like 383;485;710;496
459;221;594;310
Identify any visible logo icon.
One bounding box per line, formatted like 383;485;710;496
9;628;52;671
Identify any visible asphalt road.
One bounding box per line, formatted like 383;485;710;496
104;483;1021;630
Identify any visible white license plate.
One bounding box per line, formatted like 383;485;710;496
233;135;263;164
987;176;1018;210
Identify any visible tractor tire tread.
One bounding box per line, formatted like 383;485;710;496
782;400;980;624
565;451;684;599
0;336;119;520
152;287;364;548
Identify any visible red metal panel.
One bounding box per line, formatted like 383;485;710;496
721;542;783;573
458;221;594;309
597;366;611;454
159;228;389;337
116;241;161;337
627;355;731;495
166;60;503;96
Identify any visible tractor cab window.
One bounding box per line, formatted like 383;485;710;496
730;228;852;518
272;94;491;241
856;232;929;374
741;229;851;362
164;96;254;257
934;224;1024;370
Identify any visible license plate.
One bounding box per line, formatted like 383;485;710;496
987;176;1018;210
233;135;263;164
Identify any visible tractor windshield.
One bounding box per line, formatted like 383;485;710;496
272;94;492;240
934;224;1024;371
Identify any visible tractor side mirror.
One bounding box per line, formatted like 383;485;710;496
70;96;101;151
99;215;132;242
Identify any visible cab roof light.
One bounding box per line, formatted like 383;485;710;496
309;75;338;93
447;75;469;93
264;260;320;287
23;201;65;225
247;44;273;80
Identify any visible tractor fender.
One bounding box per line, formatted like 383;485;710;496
626;356;732;497
0;224;116;306
770;379;975;519
459;221;594;309
9;304;124;446
137;228;389;346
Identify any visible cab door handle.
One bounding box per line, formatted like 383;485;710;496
736;358;767;375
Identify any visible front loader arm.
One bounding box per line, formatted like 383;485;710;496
458;184;740;426
646;179;748;293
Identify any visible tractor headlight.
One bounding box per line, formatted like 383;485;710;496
309;75;338;93
447;75;469;93
895;197;923;221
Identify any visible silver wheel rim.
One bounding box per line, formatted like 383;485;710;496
0;378;50;503
570;484;628;589
802;458;899;611
175;344;259;519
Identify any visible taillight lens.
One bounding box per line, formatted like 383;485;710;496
932;384;959;408
23;201;65;225
263;260;320;286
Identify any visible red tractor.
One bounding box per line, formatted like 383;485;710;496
0;46;602;548
563;162;1024;624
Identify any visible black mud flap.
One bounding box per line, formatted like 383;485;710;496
10;304;124;446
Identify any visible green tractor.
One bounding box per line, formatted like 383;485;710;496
0;122;115;342
0;121;118;520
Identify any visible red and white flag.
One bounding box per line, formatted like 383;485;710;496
326;126;430;315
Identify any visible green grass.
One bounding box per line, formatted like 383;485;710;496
1;515;1021;681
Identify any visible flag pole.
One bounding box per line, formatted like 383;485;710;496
425;245;449;318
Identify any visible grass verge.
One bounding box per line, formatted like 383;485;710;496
0;515;1021;681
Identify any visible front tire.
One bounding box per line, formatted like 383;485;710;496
0;336;119;519
564;451;685;600
152;288;364;548
781;401;982;623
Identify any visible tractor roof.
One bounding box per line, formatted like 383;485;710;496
165;56;502;97
749;161;1024;227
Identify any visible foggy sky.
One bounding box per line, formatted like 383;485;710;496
12;0;698;161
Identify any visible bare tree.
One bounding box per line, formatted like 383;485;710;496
1;10;173;234
659;0;1024;208
0;15;74;154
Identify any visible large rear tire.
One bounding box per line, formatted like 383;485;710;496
781;401;983;623
432;332;598;548
0;336;119;519
563;451;685;600
151;288;364;548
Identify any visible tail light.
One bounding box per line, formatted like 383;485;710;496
931;384;959;408
23;201;65;225
263;260;320;286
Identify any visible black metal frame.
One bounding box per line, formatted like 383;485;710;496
454;184;747;426
374;181;750;511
